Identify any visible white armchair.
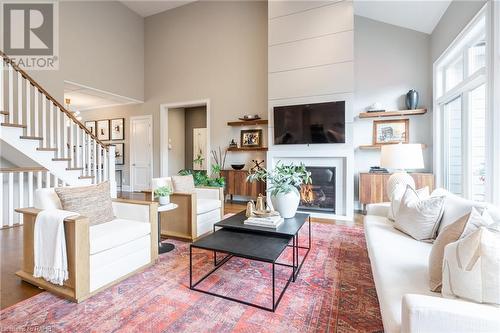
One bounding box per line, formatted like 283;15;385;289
152;177;224;241
15;187;158;303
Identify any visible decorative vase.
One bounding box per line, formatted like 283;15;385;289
159;196;170;205
405;89;419;110
270;187;300;219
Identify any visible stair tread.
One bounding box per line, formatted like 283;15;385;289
52;158;71;161
37;147;58;151
20;135;43;140
0;111;9;115
1;122;27;128
66;167;83;170
79;175;94;179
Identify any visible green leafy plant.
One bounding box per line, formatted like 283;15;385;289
178;164;225;188
154;185;173;198
247;162;311;196
193;150;204;167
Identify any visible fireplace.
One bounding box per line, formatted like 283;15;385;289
299;167;335;213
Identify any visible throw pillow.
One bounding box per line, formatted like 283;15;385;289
428;208;494;292
395;185;445;241
388;184;429;221
442;224;500;305
431;188;487;234
171;175;195;193
54;181;114;226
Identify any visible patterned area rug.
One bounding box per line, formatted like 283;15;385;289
0;223;383;333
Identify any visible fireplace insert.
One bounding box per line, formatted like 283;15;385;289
299;166;335;213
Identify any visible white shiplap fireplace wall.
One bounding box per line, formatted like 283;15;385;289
267;0;354;220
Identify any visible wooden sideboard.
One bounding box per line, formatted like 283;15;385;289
359;172;434;208
221;169;266;202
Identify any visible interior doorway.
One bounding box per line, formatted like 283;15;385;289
160;100;210;177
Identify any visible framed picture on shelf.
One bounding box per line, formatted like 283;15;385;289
110;118;125;140
114;143;125;165
240;129;263;148
373;119;409;145
85;121;96;136
96;120;110;141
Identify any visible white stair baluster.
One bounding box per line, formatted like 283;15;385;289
18;172;23;224
8;64;13;117
45;171;50;188
87;134;91;177
8;172;14;227
97;144;102;183
28;171;33;207
0;173;3;228
63;114;68;158
75;126;80;168
37;170;42;189
93;139;97;183
104;147;108;181
17;72;22;124
34;88;39;137
0;59;3;113
56;106;61;157
25;80;30;136
82;129;86;175
69;121;74;165
42;97;47;147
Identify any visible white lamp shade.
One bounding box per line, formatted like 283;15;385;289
380;144;424;170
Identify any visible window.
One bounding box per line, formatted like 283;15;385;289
434;8;489;201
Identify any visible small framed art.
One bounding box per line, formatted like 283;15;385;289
96;120;110;141
85;121;96;136
373;119;409;145
240;129;263;148
110;118;125;140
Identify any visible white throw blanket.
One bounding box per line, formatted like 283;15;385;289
34;209;79;285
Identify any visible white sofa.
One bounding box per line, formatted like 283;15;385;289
16;188;158;302
152;177;224;240
364;203;500;333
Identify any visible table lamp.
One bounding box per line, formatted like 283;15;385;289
380;143;424;198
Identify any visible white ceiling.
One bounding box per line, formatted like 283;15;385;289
354;0;452;34
120;0;196;17
64;82;141;111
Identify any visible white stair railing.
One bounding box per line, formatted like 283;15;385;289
1;51;117;228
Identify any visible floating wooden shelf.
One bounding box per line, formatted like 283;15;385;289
227;147;268;152
227;119;268;126
359;108;427;118
358;143;428;150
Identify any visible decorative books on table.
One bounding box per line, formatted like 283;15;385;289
244;214;284;229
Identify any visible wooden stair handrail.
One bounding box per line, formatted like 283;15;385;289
0;50;108;150
0;167;47;173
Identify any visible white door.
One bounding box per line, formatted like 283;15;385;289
130;116;152;191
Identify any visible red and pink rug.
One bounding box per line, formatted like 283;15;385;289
0;223;383;333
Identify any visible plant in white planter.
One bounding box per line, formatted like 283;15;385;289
247;162;311;218
154;185;173;206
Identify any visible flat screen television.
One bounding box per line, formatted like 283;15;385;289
273;101;345;144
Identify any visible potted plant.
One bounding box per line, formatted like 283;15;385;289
154;185;173;205
247;162;311;218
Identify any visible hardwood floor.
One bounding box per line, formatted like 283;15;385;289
0;193;363;310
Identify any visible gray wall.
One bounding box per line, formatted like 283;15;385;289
353;16;433;206
184;106;207;170
430;0;486;62
29;1;144;101
144;0;268;174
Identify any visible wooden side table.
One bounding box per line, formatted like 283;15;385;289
157;203;178;254
221;169;265;202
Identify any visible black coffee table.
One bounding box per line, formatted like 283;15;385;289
189;211;311;312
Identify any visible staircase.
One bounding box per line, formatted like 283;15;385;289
0;51;116;228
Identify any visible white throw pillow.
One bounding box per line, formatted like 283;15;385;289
431;188;487;234
395;186;445;241
388;184;429;221
442;224;500;305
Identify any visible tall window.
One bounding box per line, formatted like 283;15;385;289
434;9;488;201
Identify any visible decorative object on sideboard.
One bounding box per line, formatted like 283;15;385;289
247;162;311;219
255;193;266;211
246;201;256;217
231;164;245;170
85;121;96;136
241;129;263;148
380;143;424;199
369;166;389;174
366;102;385;113
114;143;125;165
211;147;227;171
405;89;419;110
250;159;264;172
229;139;238;148
238;114;261;121
96;119;110;141
110;118;125;140
373;119;409;145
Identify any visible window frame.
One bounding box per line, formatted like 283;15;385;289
433;4;491;201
